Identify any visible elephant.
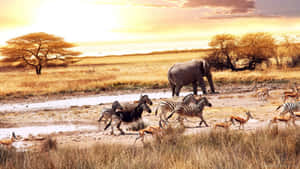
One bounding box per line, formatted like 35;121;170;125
168;59;215;96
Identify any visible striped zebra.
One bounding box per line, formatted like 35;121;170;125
275;102;300;126
154;94;199;127
166;97;212;127
276;102;300;117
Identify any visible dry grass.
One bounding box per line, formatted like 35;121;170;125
1;127;300;169
1;50;300;99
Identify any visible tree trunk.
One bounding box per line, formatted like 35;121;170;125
35;65;42;75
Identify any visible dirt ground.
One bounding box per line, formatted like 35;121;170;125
0;83;299;150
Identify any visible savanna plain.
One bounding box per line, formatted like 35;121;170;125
1;50;300;169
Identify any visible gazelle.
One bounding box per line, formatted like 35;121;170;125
269;115;296;127
252;83;270;101
230;111;253;130
257;88;270;101
282;84;300;102
295;112;300;118
0;132;16;146
214;120;233;130
282;91;299;103
134;126;164;144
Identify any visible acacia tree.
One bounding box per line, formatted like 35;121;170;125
207;32;276;71
0;32;81;75
238;32;276;70
279;34;300;67
208;34;237;70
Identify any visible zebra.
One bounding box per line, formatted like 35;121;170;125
154;94;200;127
166;97;212;127
276;101;300;116
275;101;300;126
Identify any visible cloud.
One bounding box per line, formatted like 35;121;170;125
91;0;181;7
182;0;255;13
93;0;255;14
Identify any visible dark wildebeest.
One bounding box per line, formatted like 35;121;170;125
122;95;153;111
98;101;123;125
104;102;152;135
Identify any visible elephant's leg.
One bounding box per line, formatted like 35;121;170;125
192;82;198;95
170;83;176;97
206;73;215;93
198;77;207;95
175;86;182;96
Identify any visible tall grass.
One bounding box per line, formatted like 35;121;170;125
1;127;300;169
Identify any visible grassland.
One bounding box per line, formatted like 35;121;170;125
1;49;300;99
1;127;300;169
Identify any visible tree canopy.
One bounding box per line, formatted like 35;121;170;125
0;32;81;74
206;32;276;71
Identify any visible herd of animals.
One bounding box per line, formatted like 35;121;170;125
1;59;300;147
97;84;300;144
96;60;300;144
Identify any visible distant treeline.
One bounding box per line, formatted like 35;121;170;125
205;32;300;71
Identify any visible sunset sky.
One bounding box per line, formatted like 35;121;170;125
1;0;300;54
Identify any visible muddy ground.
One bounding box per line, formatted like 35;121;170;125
0;83;298;150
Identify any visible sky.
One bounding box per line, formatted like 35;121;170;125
0;0;300;52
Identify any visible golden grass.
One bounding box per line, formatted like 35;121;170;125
1;50;300;98
1;128;300;169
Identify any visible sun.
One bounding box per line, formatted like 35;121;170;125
33;0;123;42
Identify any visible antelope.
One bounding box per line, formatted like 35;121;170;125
134;126;164;144
282;84;300;102
295;112;300;118
269;115;296;127
0;132;16;146
214;120;233;130
282;91;299;103
256;88;270;101
252;82;270;101
230;111;253;130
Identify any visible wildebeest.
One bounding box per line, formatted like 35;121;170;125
168;59;215;96
98;101;123;125
122;95;153;111
104;102;152;135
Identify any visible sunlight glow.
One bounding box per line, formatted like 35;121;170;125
33;0;123;42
